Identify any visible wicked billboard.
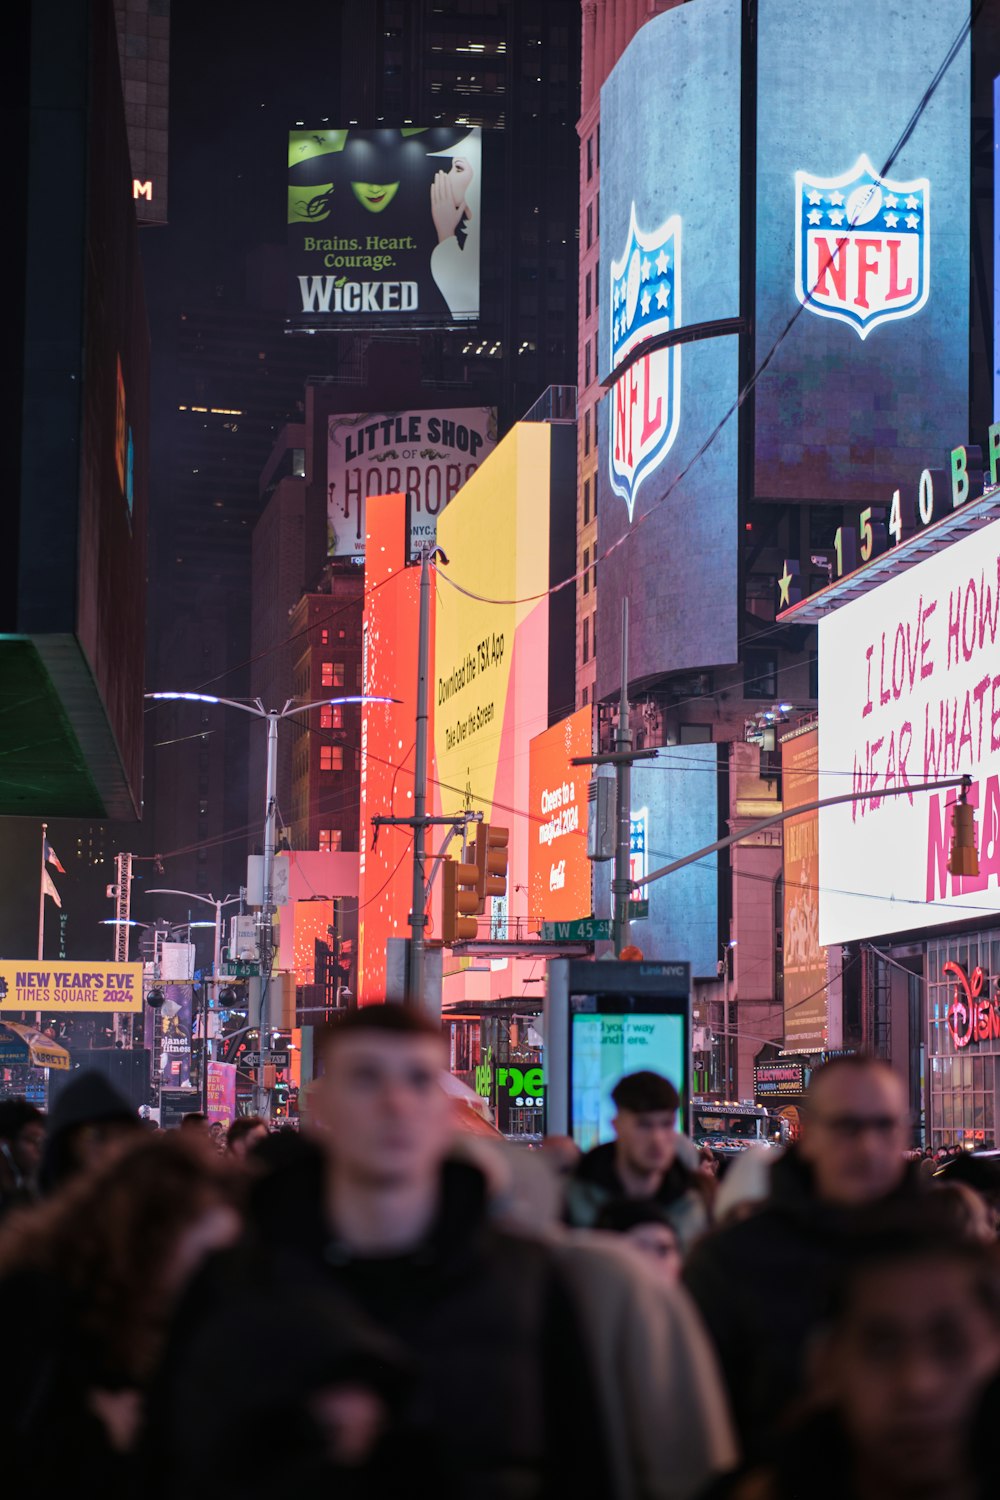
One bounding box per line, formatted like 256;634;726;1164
288;127;482;325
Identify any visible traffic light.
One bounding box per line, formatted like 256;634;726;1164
949;785;980;878
472;823;509;907
442;856;480;944
272;972;297;1030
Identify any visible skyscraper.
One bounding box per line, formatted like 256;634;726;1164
147;0;581;909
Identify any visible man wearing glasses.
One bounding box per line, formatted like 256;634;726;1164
684;1056;917;1459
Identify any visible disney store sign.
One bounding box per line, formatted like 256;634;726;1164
943;961;1000;1049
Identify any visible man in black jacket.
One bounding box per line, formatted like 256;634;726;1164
683;1055;920;1460
566;1070;708;1249
254;1005;614;1500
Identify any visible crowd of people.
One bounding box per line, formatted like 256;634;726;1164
2;1005;1000;1499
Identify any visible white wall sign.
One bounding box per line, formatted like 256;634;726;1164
819;514;1000;943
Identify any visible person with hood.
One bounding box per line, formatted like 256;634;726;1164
684;1055;922;1459
705;1230;1000;1500
40;1070;140;1194
565;1070;709;1251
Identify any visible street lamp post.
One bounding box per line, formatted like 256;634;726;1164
146;692;396;1115
145;889;242;1113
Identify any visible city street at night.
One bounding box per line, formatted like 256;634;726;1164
5;1;1000;1496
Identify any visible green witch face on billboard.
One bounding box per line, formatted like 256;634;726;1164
287;126;481;323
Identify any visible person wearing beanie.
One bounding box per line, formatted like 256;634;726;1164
40;1071;140;1194
565;1071;709;1250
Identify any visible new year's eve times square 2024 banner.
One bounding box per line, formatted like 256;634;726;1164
288;127;481;325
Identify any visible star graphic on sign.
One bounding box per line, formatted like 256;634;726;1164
884;212;899;228
641;257;652;282
807;190;822;206
905;213;919;229
829;191;845;206
777;562;794;607
655;283;670;308
655;247;670;275
807;208;823;225
885;194;898;209
905;195;920;211
828;209;845;226
640;288;651;315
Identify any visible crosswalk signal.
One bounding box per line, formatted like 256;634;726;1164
472;823;509;907
442;857;480;945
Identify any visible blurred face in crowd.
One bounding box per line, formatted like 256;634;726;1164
614;1108;679;1180
317;1032;452;1189
228;1124;267;1160
71;1120;137;1179
825;1255;1000;1492
14;1120;46;1180
800;1065;908;1207
624;1221;682;1283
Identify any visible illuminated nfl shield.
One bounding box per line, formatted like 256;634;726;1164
608;204;681;521
795;153;929;340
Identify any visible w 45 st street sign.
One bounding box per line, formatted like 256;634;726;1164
539;917;612;943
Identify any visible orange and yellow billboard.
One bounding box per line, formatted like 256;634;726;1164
782;726;828;1050
357;493;428;1002
528;707;592;923
434;424;557;961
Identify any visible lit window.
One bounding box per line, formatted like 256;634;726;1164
320;704;344;730
320;629;329;645
319;829;343;853
321;745;344;772
320;662;345;689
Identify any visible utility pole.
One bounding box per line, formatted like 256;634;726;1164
612;600;633;955
571;598;658;956
258;709;279;1116
407;546;434;1010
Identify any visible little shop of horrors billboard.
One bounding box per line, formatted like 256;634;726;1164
288;127;482;325
327;407;496;559
819;509;1000;945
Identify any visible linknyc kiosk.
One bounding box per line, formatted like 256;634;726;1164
545;959;691;1151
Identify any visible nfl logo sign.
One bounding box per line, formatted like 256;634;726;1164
609;203;681;521
795;153;929;340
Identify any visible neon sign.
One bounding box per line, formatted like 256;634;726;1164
608;204;681;521
795;154;929;340
943;961;1000;1048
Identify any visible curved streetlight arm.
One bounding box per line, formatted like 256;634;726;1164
145;692;266;718
633;775;971;891
145;889;243;909
281;695;399;718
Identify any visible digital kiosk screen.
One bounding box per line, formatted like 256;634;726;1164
570;1009;687;1151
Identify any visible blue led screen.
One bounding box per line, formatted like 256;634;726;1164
754;0;970;503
